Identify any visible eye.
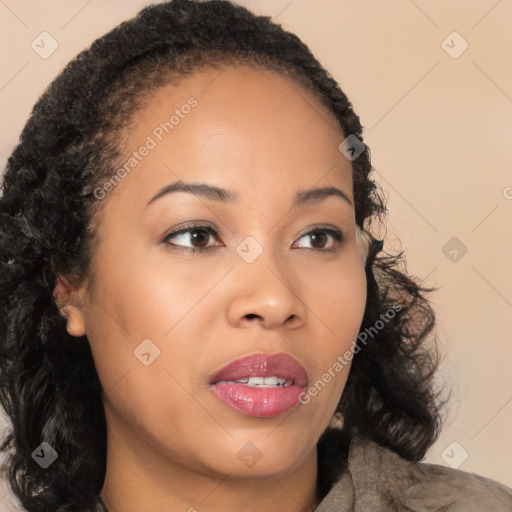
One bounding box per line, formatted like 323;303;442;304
292;228;343;251
162;224;343;254
162;225;221;253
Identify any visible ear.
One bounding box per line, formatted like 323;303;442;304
53;274;87;337
355;225;371;267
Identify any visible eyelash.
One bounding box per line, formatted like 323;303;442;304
162;224;343;254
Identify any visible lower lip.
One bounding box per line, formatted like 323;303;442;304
210;382;306;418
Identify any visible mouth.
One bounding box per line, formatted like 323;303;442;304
216;376;295;388
208;352;308;418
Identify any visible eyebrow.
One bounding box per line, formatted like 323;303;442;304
145;181;353;208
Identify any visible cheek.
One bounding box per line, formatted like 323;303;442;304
297;254;367;407
300;252;367;344
82;255;207;448
87;242;210;337
82;242;229;396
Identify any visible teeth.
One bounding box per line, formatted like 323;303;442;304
232;376;293;387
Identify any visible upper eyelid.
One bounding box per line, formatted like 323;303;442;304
162;223;218;239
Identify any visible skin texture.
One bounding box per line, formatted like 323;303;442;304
54;65;368;512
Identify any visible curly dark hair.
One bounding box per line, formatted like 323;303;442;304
0;0;444;510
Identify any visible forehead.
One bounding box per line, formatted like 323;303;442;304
109;64;352;208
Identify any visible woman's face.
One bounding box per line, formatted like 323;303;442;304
69;65;367;479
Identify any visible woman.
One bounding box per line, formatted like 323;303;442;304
0;1;510;511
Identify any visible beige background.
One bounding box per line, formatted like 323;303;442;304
1;0;511;508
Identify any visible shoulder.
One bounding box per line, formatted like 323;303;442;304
318;434;512;512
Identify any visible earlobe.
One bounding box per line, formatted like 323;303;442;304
60;304;87;337
53;275;87;337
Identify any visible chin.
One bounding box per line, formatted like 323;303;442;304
199;432;315;478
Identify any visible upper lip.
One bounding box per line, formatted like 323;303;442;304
209;352;308;387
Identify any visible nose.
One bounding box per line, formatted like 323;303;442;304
225;249;307;331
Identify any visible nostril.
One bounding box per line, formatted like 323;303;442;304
245;314;259;320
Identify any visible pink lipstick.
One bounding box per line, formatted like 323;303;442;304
209;352;308;418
